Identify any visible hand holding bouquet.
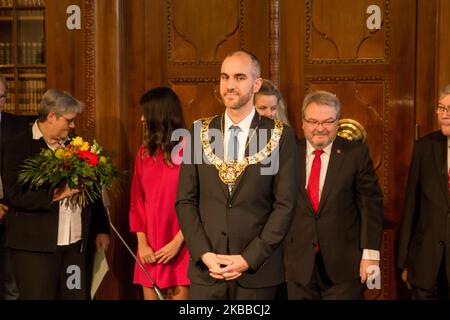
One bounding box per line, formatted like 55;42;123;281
18;136;120;207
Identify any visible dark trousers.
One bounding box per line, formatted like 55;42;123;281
0;224;19;300
190;281;279;300
410;254;450;300
10;241;88;300
287;252;364;300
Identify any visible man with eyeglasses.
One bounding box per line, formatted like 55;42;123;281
285;90;383;299
0;76;30;300
2;89;110;299
398;84;450;299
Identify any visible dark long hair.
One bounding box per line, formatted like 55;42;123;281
140;87;185;165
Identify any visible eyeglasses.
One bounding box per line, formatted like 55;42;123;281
303;118;337;128
436;104;450;114
60;115;76;125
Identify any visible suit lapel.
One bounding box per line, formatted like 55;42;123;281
433;134;449;206
317;137;345;213
298;139;314;213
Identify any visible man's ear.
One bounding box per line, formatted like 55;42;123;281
46;111;57;123
253;77;263;93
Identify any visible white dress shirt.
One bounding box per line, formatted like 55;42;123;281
32;121;82;246
305;139;380;261
223;107;255;162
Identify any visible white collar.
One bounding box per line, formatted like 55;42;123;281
306;139;334;156
224;107;255;134
32;120;67;150
32;120;44;140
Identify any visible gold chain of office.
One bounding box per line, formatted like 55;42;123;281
200;115;283;185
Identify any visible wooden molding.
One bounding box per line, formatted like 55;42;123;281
305;0;391;64
84;0;95;140
269;0;280;86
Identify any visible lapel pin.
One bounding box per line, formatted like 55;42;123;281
336;149;341;155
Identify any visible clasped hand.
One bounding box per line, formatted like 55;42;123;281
201;252;249;281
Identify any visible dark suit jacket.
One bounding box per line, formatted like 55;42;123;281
2;127;110;253
0;112;31;186
398;130;450;289
175;113;298;288
285;136;383;285
0;112;31;238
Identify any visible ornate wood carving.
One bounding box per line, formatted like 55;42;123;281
305;0;390;64
84;0;95;140
269;0;280;86
167;0;243;65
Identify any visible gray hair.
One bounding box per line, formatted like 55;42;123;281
225;50;261;78
439;84;450;100
38;89;84;121
302;90;341;119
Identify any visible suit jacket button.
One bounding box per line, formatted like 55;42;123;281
228;204;232;208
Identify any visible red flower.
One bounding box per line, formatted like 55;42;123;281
77;150;99;167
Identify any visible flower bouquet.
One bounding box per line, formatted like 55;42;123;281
17;136;120;207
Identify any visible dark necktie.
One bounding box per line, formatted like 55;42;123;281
228;125;241;162
307;149;324;212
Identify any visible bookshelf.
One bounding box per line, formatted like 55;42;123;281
0;0;45;115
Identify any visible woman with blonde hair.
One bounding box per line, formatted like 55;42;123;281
254;79;290;125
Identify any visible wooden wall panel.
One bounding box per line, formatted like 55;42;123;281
309;0;386;61
437;0;450;100
93;0;137;300
46;0;87;135
415;0;438;138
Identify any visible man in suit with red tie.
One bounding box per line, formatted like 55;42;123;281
398;84;450;299
284;90;383;299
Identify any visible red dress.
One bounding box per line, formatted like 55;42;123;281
129;145;190;289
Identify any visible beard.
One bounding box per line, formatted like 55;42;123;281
310;130;332;148
222;88;253;110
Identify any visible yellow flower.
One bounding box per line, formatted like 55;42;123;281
80;142;90;151
55;148;65;159
99;156;107;164
71;136;84;147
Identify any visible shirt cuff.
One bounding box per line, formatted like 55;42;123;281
362;249;380;261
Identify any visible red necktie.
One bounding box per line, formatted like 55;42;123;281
448;169;450;194
307;149;324;212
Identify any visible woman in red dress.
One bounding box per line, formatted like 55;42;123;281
129;87;189;300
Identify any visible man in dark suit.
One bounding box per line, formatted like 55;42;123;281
285;90;383;299
0;76;30;300
175;51;297;299
398;84;450;299
2;89;110;300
